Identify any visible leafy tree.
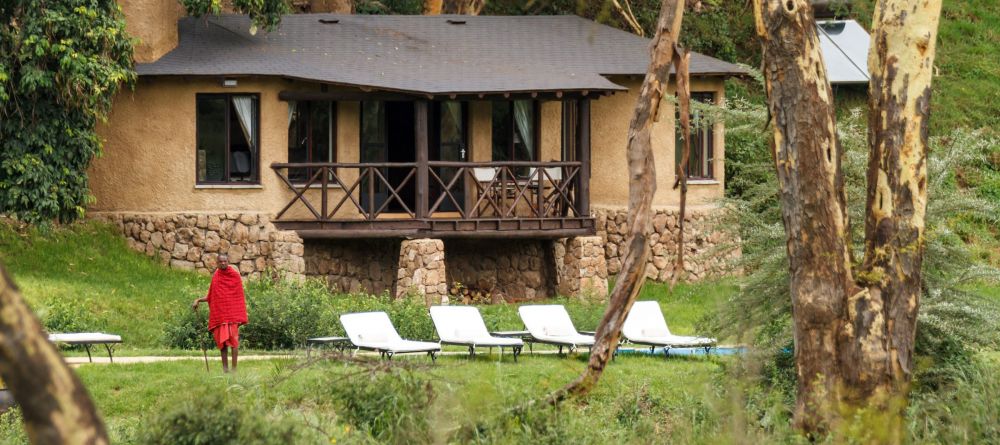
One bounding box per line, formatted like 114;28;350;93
181;0;291;34
0;0;135;225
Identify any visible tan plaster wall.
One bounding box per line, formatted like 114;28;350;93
92;76;726;215
118;0;183;63
92;77;364;217
589;77;726;209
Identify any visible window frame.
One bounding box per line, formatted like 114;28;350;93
676;92;716;180
195;92;261;185
288;100;337;184
491;99;541;165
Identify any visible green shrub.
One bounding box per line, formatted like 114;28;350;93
327;368;434;444
40;297;101;334
141;391;302;445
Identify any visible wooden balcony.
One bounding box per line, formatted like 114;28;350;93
271;161;595;239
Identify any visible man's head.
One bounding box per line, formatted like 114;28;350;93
216;254;230;271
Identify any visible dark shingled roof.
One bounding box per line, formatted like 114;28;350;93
138;14;746;95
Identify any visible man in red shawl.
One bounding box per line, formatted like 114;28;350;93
192;254;248;372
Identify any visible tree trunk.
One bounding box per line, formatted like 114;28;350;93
750;0;858;434
556;0;685;399
850;0;943;433
0;264;109;444
752;0;943;437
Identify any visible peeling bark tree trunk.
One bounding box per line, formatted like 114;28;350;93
751;0;857;432
751;0;943;437
853;0;942;419
0;265;108;444
555;0;685;400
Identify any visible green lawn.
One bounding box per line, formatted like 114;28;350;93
22;354;729;444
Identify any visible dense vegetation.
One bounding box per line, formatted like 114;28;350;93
0;0;134;225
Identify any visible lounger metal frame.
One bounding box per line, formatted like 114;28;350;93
350;345;439;362
51;339;120;363
440;341;523;362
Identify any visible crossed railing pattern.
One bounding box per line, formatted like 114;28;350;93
271;161;582;222
427;161;581;219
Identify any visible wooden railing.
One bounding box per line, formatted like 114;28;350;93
271;161;586;223
272;162;418;221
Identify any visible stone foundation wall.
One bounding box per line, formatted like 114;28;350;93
444;239;555;301
396;239;448;304
304;239;398;295
595;206;738;282
94;212;305;280
554;236;609;299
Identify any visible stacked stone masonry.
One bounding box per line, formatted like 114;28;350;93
395;239;448;304
554;236;609;299
305;239;398;295
594;206;738;282
445;239;556;301
95;212;306;280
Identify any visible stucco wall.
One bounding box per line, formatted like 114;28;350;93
92;76;726;215
118;0;183;63
590;76;726;209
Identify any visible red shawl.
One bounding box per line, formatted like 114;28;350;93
206;266;248;330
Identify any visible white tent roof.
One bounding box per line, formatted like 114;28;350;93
817;20;871;84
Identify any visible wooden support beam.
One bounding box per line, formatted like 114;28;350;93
576;99;592;217
415;100;430;219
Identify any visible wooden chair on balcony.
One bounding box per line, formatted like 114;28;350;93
528;166;565;217
472;167;502;217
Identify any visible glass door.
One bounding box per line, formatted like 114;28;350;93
431;101;467;213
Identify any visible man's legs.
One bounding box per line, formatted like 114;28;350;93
220;346;229;372
231;346;238;371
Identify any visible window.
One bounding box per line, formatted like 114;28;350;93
360;101;387;163
196;94;259;184
492;100;539;176
287;101;335;182
676;93;715;180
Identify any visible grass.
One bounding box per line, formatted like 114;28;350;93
19;353;728;444
0;221;205;347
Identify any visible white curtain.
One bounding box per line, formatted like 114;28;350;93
513;100;534;160
287;101;297;128
232;96;257;151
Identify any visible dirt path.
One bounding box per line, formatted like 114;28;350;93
66;355;293;366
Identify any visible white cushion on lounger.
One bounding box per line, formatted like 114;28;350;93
48;333;122;343
340;312;440;353
430;306;523;347
623;301;716;347
518;305;595;347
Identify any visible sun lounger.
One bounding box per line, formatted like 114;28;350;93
429;306;523;361
340;312;440;361
48;332;122;363
517;305;595;355
623;301;716;355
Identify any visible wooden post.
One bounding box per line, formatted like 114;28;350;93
415;100;429;219
576;99;591;217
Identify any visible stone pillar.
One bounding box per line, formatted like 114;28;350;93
555;236;609;300
268;230;306;282
395;239;448;305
